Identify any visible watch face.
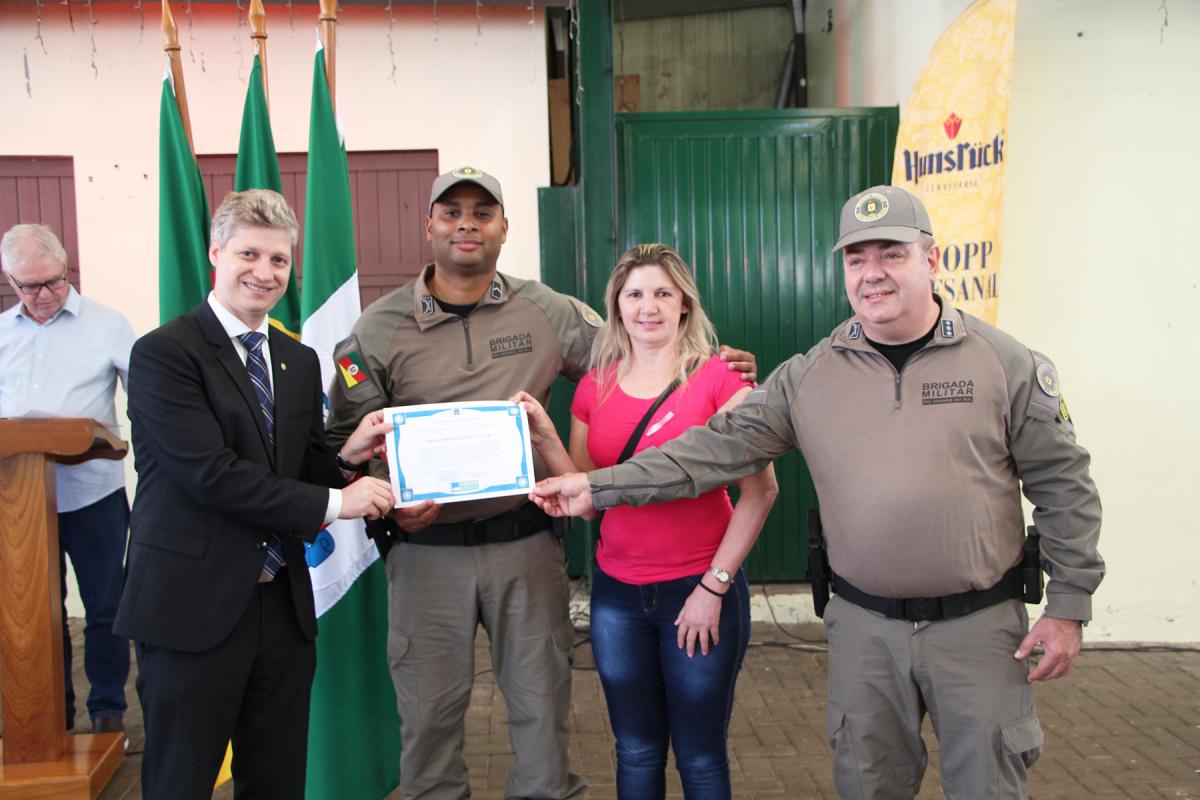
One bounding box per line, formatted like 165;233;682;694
711;567;731;583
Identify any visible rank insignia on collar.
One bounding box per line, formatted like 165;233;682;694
420;295;435;317
941;319;955;338
847;321;862;340
1036;362;1059;397
489;281;504;302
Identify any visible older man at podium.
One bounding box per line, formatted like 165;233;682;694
0;222;135;735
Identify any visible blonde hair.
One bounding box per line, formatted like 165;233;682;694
210;189;299;248
590;243;718;399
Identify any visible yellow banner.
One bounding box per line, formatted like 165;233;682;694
891;0;1017;325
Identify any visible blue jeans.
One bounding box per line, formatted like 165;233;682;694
590;566;750;800
59;489;131;725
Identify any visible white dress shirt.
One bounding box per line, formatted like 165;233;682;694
0;287;134;512
205;294;341;524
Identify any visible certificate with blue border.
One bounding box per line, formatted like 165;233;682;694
382;401;535;507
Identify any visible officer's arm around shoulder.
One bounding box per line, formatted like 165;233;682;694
977;322;1105;621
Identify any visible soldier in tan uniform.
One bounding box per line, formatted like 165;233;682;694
326;167;755;800
532;185;1105;799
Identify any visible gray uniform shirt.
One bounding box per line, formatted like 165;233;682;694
591;300;1104;621
327;265;600;524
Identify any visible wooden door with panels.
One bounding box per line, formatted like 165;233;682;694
198;149;437;309
0;157;80;314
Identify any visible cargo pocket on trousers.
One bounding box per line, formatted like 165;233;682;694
1001;713;1044;768
826;704;862;793
387;632;411;674
552;622;575;669
826;704;848;753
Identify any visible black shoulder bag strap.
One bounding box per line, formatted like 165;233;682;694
616;378;681;466
596;377;681;533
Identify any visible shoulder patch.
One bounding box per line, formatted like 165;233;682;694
333;335;384;400
1035;360;1059;398
337;350;367;389
1026;350;1069;425
574;299;603;328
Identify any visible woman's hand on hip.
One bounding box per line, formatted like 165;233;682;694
676;585;724;657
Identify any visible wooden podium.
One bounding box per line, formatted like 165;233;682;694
0;419;128;799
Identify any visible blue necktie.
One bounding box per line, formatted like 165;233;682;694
238;332;285;579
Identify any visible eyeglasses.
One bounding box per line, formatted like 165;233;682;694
8;273;69;296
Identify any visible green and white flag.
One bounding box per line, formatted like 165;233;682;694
158;64;210;323
235;48;302;338
301;42;401;800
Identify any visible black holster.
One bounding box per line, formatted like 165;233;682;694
806;508;831;619
366;516;396;561
1022;526;1044;604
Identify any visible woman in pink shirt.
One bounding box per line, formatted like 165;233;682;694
516;244;777;799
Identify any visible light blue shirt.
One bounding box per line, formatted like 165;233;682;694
0;287;135;512
205;294;341;524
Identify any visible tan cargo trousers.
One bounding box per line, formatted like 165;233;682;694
824;596;1044;799
385;530;587;800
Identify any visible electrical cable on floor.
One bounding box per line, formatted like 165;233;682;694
1079;643;1200;654
752;579;827;645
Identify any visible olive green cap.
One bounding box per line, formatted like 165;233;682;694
832;185;933;252
428;166;504;214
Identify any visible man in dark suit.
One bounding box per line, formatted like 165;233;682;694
115;189;394;800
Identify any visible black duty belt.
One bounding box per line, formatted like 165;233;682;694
393;502;551;547
833;564;1024;622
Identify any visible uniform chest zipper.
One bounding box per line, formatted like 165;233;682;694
462;317;474;368
889;349;929;408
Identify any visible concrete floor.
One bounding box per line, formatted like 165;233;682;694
10;607;1195;799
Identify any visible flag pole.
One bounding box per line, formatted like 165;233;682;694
318;0;337;115
249;0;270;112
161;0;195;153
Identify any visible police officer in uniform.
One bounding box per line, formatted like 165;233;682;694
326;167;756;800
532;184;1105;799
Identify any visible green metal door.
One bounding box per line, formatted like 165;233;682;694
540;107;897;581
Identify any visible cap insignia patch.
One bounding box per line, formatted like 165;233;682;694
854;193;890;223
453;166;482;178
1036;363;1060;397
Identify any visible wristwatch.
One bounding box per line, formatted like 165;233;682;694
709;565;732;585
336;452;364;474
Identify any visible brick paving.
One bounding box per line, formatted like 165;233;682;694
16;615;1195;799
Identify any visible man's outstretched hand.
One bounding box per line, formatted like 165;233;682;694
530;473;596;519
